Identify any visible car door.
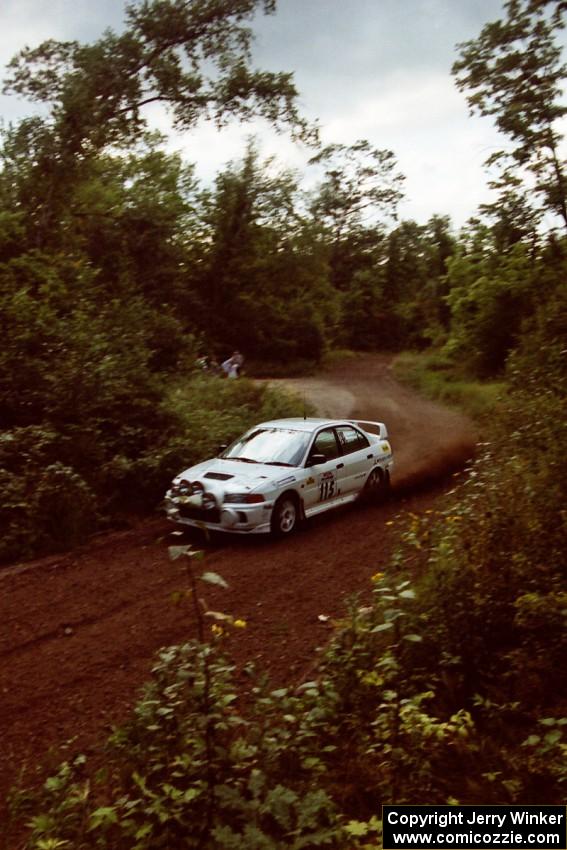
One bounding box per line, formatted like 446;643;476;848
302;427;343;513
334;425;374;496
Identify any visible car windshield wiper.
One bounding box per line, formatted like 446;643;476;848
264;461;293;467
230;457;259;463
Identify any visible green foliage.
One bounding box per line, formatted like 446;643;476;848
3;0;312;157
507;250;567;396
189;140;338;361
1;9;566;828
453;0;567;230
35;463;98;552
0;0;329;564
390;293;567;802
0;428;98;561
443;238;533;376
11;449;567;847
404;399;565;801
393;350;508;420
0;244;193;558
375;216;457;351
16;549;341;849
307;140;404;298
161;373;308;476
0;241;308;562
310;577;481;808
13;566;470;848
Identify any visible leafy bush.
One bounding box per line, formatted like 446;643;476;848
0;427;98;560
160;374;309;478
35;463;97;552
443;242;532;377
10;517;567;849
0;333;306;561
15;550;341;850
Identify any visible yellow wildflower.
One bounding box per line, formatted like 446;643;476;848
211;624;224;637
233;619;247;629
371;571;384;582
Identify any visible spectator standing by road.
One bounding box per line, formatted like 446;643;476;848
222;350;244;378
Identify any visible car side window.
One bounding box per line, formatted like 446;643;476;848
336;426;370;455
311;428;340;461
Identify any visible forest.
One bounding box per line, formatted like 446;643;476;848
1;0;566;846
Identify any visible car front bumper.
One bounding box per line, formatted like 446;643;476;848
165;497;273;534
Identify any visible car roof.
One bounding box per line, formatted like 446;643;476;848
256;417;358;434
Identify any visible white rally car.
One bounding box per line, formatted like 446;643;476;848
165;418;393;537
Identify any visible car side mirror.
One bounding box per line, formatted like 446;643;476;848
308;453;327;466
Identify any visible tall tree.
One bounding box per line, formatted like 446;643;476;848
192;140;336;359
2;0;314;245
453;0;567;231
307;140;404;292
3;0;312;155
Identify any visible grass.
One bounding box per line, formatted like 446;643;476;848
393;350;508;421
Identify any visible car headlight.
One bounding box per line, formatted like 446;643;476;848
224;493;265;504
170;478;193;496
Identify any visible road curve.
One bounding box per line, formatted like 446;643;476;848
0;354;476;809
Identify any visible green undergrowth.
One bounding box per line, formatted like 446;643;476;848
0;374;307;565
319;349;362;370
163;374;311;472
392;351;507;422
5;343;566;848
8;436;566;850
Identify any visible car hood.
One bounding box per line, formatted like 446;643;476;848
173;458;297;496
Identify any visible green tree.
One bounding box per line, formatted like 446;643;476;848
307;140;404;292
3;0;312;155
191;140;337;360
443;227;533;376
453;0;567;230
379;217;456;349
2;0;314;246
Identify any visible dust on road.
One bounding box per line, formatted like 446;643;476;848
272;354;476;490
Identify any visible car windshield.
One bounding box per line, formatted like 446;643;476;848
222;427;311;467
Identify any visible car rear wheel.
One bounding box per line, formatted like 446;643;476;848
271;494;299;536
363;467;390;502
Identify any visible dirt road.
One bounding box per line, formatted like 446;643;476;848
0;355;476;809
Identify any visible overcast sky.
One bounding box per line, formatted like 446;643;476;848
0;0;524;228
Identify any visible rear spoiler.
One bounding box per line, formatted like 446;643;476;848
349;420;389;440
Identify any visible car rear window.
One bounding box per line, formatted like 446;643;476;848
336;426;370;454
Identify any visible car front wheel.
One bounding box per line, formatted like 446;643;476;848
271;494;298;536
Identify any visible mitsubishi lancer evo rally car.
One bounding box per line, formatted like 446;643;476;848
165;418;393;537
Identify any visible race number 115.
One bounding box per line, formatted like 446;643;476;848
319;479;335;501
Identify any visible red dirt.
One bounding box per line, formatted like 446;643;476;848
0;354;476;820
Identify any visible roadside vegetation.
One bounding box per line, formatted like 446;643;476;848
392;351;508;421
1;0;566;844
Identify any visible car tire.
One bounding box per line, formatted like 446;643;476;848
270;494;299;536
363;467;390;502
